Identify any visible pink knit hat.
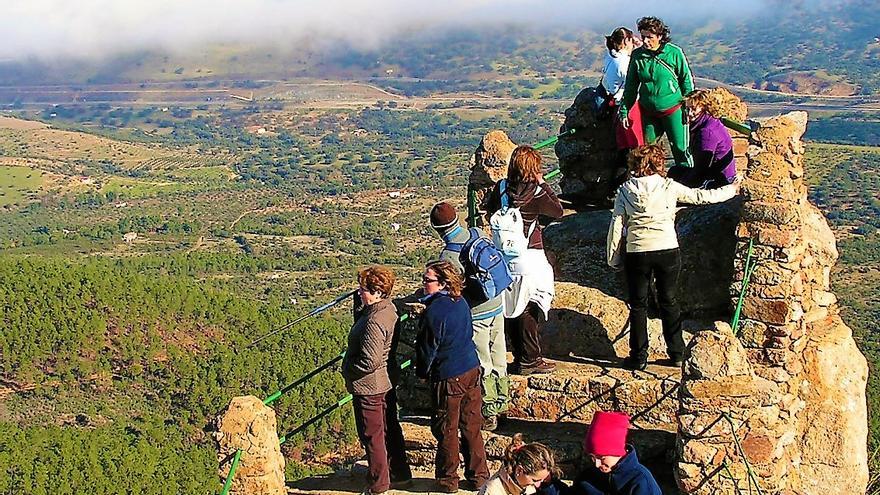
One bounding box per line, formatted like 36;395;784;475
584;411;630;456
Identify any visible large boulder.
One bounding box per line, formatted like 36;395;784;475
554;88;622;206
213;396;286;495
468;130;518;226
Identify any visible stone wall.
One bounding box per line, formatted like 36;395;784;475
675;111;869;494
213;395;287;495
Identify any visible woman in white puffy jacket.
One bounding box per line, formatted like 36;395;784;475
606;144;740;371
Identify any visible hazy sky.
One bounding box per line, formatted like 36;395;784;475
1;0;771;60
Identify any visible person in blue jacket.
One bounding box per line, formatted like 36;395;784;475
571;411;661;495
416;259;489;493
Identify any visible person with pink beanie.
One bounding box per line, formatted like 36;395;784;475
569;411;661;495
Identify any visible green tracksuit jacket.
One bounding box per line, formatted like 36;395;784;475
619;42;694;117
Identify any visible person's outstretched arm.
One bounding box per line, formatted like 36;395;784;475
671;179;737;205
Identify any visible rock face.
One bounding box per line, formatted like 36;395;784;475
543;200;742;319
675;111;868;494
554;87;622;205
468;130;518;227
213;395;286;495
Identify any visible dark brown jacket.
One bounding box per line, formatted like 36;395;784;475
341;298;400;396
485;180;563;250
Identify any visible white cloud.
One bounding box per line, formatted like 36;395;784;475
0;0;768;60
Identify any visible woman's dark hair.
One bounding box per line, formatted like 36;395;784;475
425;260;464;298
503;433;560;478
605;27;634;53
628;144;667;178
637;16;671;44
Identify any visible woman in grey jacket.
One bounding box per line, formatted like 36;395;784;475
606;144;739;370
341;265;412;494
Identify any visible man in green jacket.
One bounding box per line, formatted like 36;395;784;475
619;16;694;169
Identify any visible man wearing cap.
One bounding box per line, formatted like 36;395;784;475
430;202;509;432
571;411;661;495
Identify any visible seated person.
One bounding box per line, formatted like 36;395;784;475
669;89;737;189
571;411;661;495
480;433;558;495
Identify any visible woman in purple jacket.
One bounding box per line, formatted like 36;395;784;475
669;89;737;189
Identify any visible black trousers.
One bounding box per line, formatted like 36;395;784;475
625;248;684;362
506;301;545;367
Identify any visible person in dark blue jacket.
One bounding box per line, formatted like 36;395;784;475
571;411;661;495
416;260;489;493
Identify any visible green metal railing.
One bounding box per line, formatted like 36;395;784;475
219;449;242;495
721;117;754;136
263;351;346;406
720;461;745;495
722;412;764;495
718;238;763;494
731;238;758;334
730;239;758;336
279;356;413;445
219;294;418;493
248;289;358;347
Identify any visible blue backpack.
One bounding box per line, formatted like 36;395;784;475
446;228;514;306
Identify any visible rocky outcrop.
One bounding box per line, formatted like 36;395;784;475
213;395;286;495
286;95;867;495
468;130;517;227
675;111;868;494
554;88;622;205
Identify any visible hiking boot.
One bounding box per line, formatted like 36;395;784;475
482;415;498;432
622;356;647;371
519;360;556;375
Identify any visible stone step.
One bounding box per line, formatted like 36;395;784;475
398;357;682;428
506;358;682;426
399;415;676;477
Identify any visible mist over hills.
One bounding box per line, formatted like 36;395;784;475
0;0;877;94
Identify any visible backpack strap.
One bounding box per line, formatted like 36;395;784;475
499;179;509;210
446;227;479;254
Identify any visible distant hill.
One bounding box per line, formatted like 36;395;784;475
0;0;877;94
